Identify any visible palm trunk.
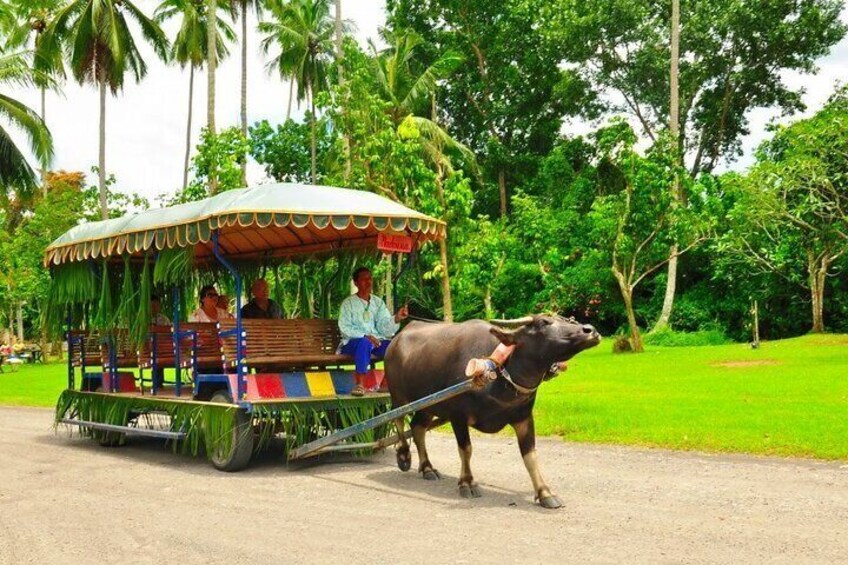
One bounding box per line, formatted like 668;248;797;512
183;65;195;192
40;86;47;195
434;164;453;322
310;82;317;184
654;0;681;332
98;69;108;220
206;0;218;194
438;238;454;321
335;0;343;83
240;4;248;187
286;78;294;120
498;168;507;217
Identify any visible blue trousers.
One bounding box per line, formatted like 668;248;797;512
341;338;391;374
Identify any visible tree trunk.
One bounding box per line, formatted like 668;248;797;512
751;300;760;347
615;271;643;352
310;82;317;184
808;257;827;333
654;244;678;331
16;302;24;342
40;86;47;195
240;3;248;187
498;168;507;217
98;69;108;220
206;0;218;194
483;286;493;319
183;65;195;191
654;0;681;332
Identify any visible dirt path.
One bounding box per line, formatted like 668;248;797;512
1;406;846;564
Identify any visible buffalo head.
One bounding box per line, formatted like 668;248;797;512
489;314;601;366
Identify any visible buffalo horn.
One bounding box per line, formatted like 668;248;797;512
489;316;534;327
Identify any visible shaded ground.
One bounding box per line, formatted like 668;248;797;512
1;407;847;564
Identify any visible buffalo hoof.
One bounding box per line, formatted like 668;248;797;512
396;448;412;472
538;495;563;509
422;468;442;481
459;483;482;499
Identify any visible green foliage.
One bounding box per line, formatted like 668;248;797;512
181;126;250;201
82;168;150;220
249;118;331;183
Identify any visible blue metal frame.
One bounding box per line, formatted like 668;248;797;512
171;284;181;397
212;231;245;401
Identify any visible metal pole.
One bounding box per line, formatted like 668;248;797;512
212;231;244;401
66;311;73;390
171;284;181;397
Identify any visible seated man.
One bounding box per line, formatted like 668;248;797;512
339;267;408;396
241;279;282;319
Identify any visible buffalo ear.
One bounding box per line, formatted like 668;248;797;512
489;326;519;346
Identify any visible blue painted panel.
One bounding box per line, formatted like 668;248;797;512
330;371;355;395
282;373;310;397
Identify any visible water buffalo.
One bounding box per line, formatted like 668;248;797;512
384;314;600;508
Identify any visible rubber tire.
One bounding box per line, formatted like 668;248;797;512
93;386;126;447
209;390;254;472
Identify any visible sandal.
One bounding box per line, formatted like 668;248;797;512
351;384;366;397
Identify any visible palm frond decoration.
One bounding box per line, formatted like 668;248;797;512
91;261;114;331
154;246;195;286
130;254;152;345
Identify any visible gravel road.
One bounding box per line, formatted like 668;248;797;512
1;406;846;564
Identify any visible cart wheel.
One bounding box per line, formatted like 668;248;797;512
94;386;126;447
209;390;254;472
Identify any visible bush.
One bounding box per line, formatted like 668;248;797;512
643;327;732;347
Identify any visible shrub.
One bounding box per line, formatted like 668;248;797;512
612;335;634;353
643;327;732;347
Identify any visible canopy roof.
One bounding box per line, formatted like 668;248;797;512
45;183;446;266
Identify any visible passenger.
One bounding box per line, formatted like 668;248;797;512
216;294;234;319
241;279;282;319
188;285;229;322
150;295;171;326
338;267;408;396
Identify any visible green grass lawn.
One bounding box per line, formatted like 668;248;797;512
536;333;848;459
2;334;847;459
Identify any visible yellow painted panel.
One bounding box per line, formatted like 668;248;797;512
305;371;335;397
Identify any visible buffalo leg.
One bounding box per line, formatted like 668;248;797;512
452;417;481;498
512;415;561;509
411;412;441;480
394;417;411;472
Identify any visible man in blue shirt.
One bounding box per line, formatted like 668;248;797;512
339;267;408;396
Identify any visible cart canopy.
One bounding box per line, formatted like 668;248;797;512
45;183;445;266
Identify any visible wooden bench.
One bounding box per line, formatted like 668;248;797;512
218;319;374;372
176;322;223;374
68;329;103;370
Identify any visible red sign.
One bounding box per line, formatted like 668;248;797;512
377;232;414;253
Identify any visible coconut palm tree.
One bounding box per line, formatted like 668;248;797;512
260;0;335;184
231;0;262;187
155;0;234;192
370;31;473;321
0;50;53;193
39;0;169;220
369;30;463;126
